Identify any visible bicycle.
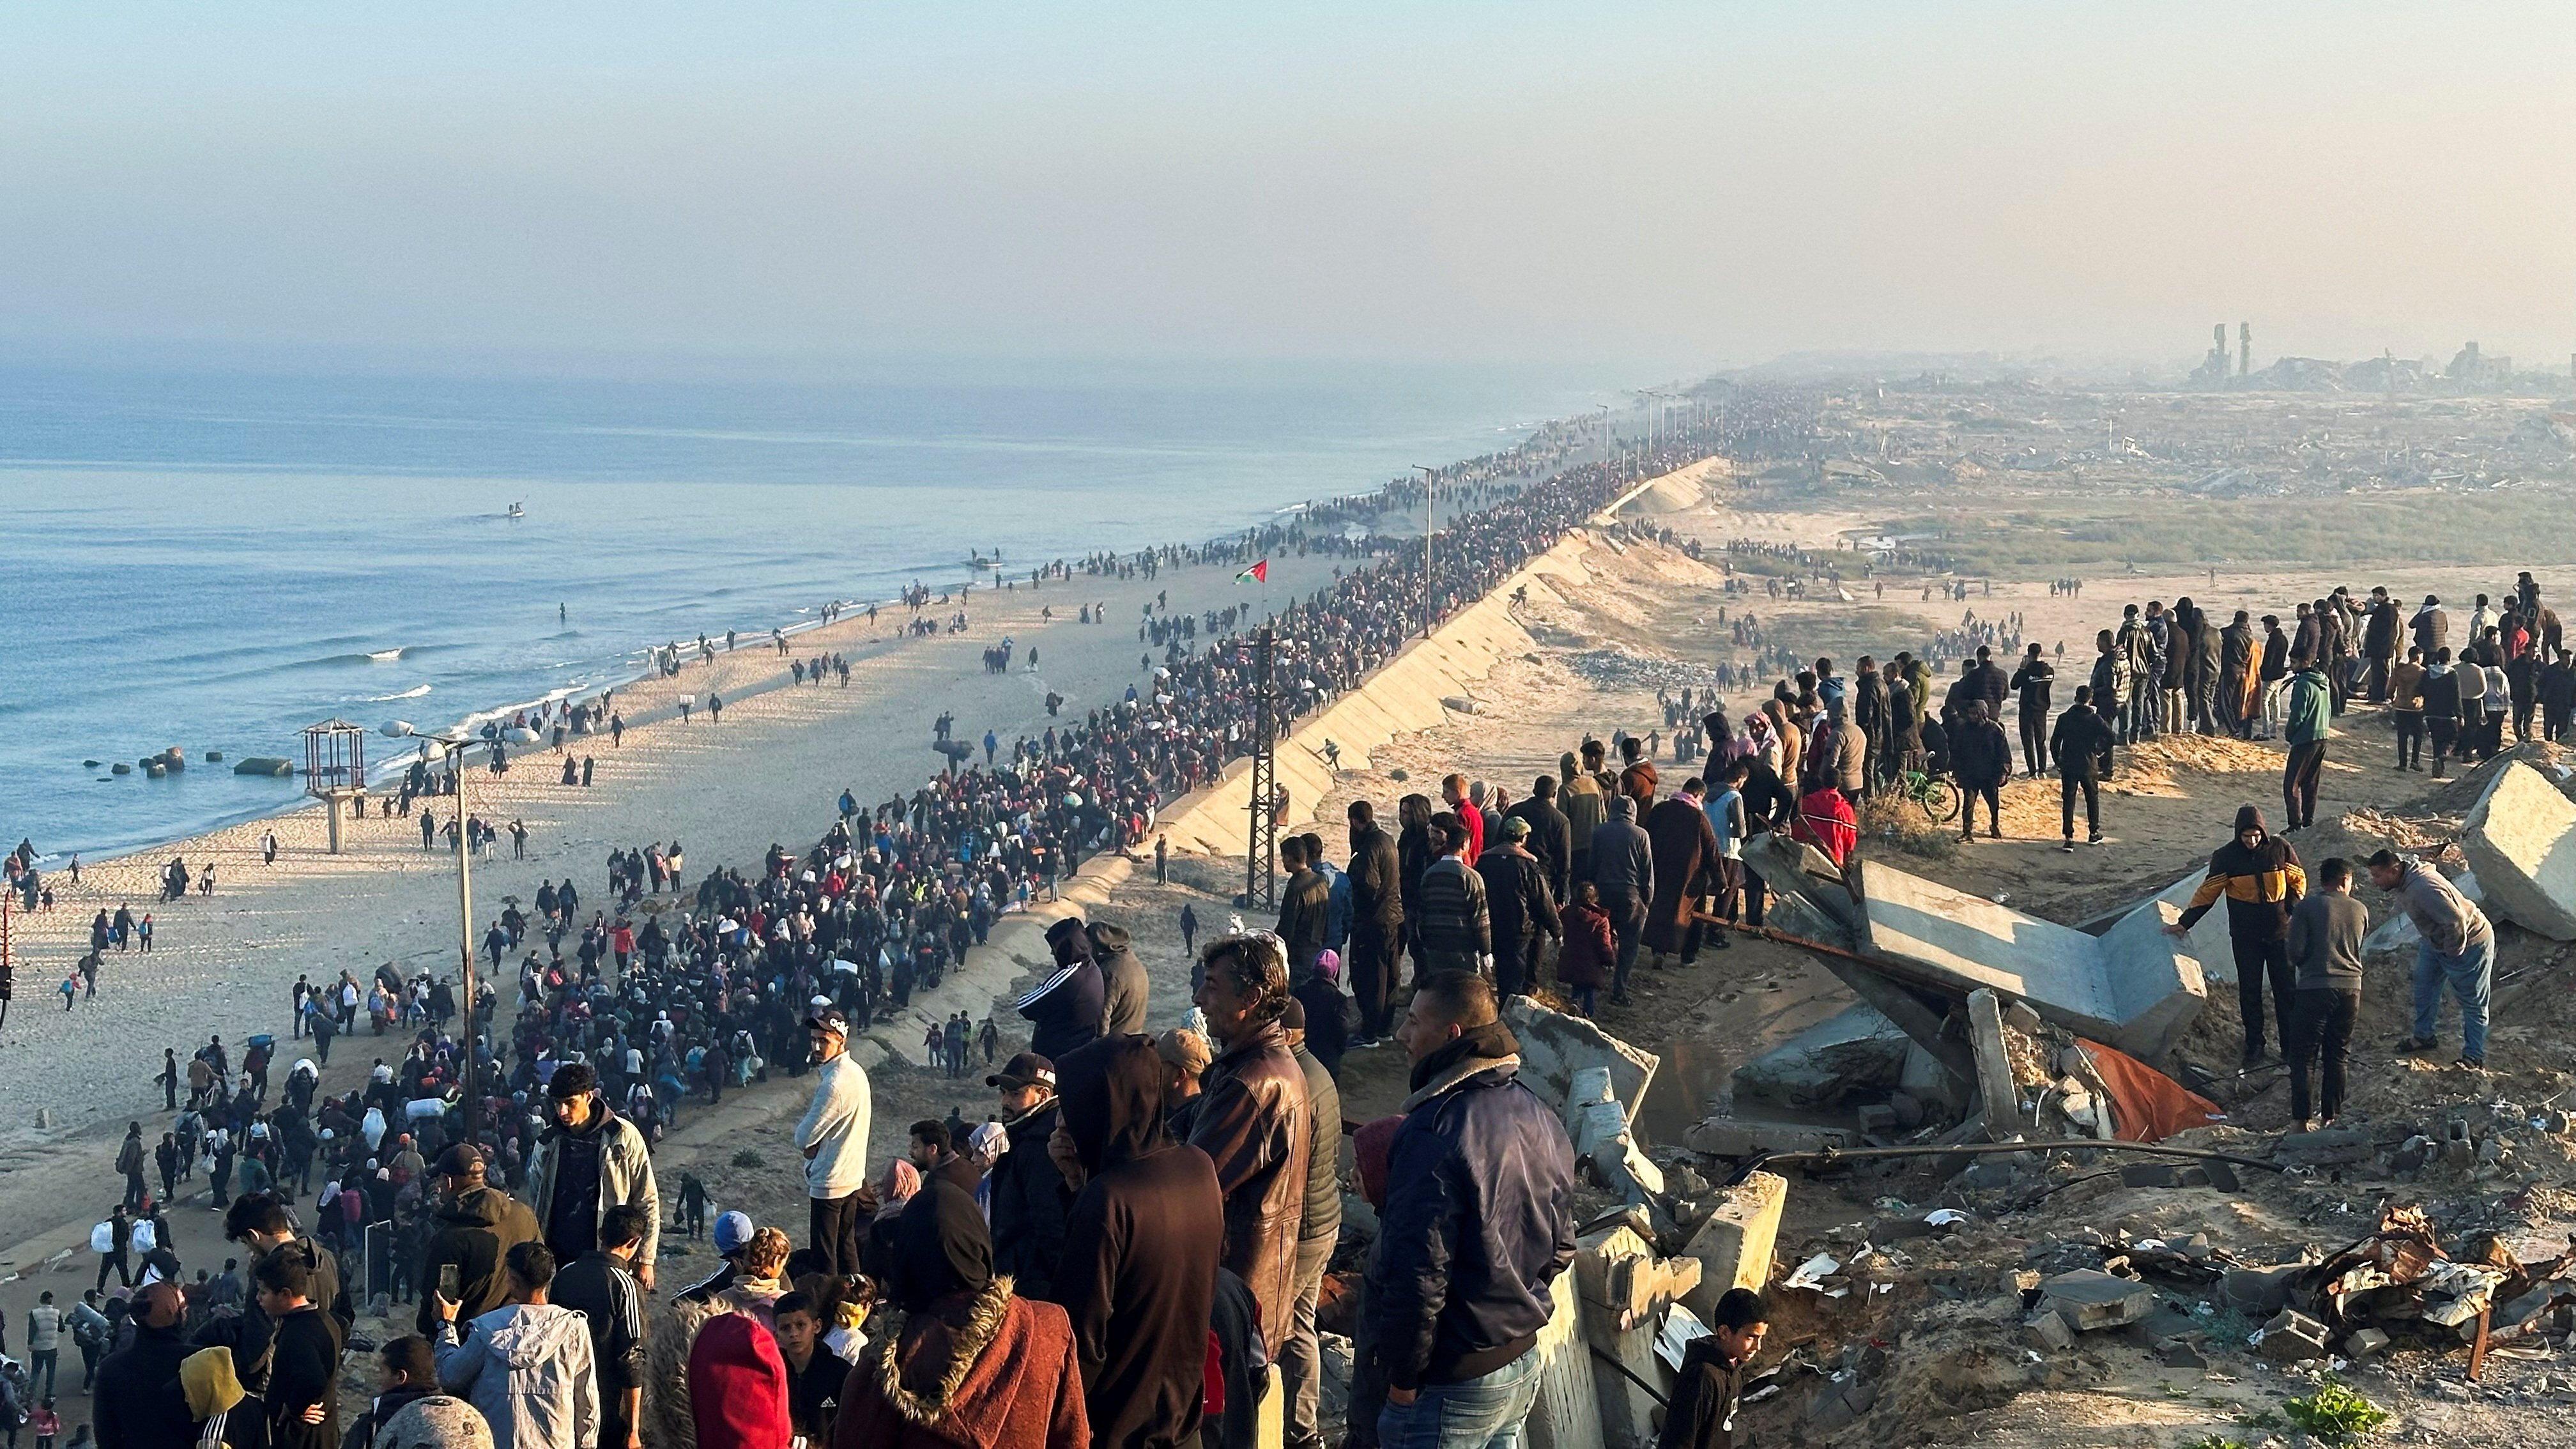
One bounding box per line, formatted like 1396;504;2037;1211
1892;765;1959;824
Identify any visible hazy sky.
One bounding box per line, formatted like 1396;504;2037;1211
6;2;2571;372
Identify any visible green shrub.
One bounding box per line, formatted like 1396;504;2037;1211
2281;1382;2391;1445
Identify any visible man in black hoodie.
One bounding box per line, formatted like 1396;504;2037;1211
1345;801;1407;1047
1051;1033;1225;1449
2009;643;2055;778
1022;919;1108;1062
93;1283;194;1449
1503;778;1573;908
2171;805;2307;1069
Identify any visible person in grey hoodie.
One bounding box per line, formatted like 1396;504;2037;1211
2284;857;2369;1128
433;1240;599;1449
1586;795;1653;1006
2368;848;2494;1070
1089;921;1151;1038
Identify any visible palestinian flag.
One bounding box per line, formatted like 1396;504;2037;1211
1235;560;1269;585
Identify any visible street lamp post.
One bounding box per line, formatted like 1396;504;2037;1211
390;723;482;1152
1412;464;1437;638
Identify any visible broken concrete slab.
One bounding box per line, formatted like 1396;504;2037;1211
1573;1222;1682;1446
1966;989;2026;1141
2220;1264;2302;1317
1522;1271;1607;1449
2365;868;2484;953
1683;1117;1853;1158
2343;1327;2391;1358
1681;1171;1786;1321
2459;761;2576;940
1855;858;2207;1059
1506;996;1659;1123
2274;1125;2376;1166
2038;1269;2156;1331
1729;1002;1913;1110
1738;831;1860;940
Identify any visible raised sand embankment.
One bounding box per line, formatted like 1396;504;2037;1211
851;457;1722;1068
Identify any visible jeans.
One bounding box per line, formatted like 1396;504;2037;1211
2288;988;2357;1122
2413;934;2494;1061
1378;1348;1542;1449
2394;710;2423;767
1282;1233;1337;1449
29;1348;56;1399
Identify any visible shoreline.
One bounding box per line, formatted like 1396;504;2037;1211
13;427;1600;873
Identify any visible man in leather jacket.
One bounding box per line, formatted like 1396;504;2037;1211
1188;933;1312;1357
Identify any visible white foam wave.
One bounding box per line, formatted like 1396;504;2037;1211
367;684;433;702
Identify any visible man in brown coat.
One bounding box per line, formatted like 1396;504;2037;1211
1643;778;1722;967
1187;933;1312;1355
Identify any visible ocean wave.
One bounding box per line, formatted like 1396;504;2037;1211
367;684;433;702
368;648;404;662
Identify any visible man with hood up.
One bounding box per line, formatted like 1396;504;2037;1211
1048;1032;1223;1448
1088;921;1150;1038
1371;971;1575;1448
415;1145;542;1339
2172;806;2307;1070
985;1052;1073;1301
1021;921;1107;1062
832;1175;1089;1449
686;1314;790;1449
433;1240;598;1449
93;1282;194;1449
1586;795;1654;1007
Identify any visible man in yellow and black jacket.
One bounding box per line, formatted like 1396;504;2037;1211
2168;804;2306;1070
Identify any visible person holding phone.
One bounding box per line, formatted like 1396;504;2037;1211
415;1144;542;1339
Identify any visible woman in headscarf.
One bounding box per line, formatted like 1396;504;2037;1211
833;1176;1088;1449
1049;1034;1224;1449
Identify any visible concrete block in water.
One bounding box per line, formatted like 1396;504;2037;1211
1682;1170;1786;1320
1683;1117;1851;1158
2460;762;2576;940
1505;996;1659;1123
1853;859;2207;1059
1729;1002;1911;1110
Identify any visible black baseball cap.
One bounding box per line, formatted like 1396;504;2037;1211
434;1143;485;1178
986;1051;1056;1092
806;1007;849;1036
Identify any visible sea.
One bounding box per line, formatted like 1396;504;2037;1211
0;353;1639;862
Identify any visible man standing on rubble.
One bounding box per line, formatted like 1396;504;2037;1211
2170;806;2306;1071
2285;857;2368;1130
2368;848;2493;1071
1372;971;1574;1449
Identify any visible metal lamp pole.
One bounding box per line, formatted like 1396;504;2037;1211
1413;464;1436;638
403;726;482;1152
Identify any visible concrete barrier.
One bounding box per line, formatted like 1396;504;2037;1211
853;459;1724;1067
2460;762;2576;940
1852;858;2206;1060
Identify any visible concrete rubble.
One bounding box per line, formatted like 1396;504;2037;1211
2459;760;2576;939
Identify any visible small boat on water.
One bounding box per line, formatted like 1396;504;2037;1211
966;551;1001;571
506;502;526;519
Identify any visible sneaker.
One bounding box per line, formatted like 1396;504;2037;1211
2060;840;2076;853
2395;1035;2438;1054
2239;1044;2267;1071
2087;832;2106;846
2454;1055;2487;1071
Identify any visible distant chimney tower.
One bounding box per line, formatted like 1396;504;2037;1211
2239;323;2251;378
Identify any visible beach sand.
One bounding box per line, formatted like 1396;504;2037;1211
0;539;1356;1276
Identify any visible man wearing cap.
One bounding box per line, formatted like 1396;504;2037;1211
795;1006;873;1278
677;1212;757;1304
986;1052;1073;1300
1477;816;1561;999
1022;919;1107;1062
414;1144;542;1338
1157;1028;1212;1139
525;1062;660;1291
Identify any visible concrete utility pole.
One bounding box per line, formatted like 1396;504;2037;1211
2239;322;2252;379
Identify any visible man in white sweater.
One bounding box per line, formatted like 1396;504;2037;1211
797;1006;874;1277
